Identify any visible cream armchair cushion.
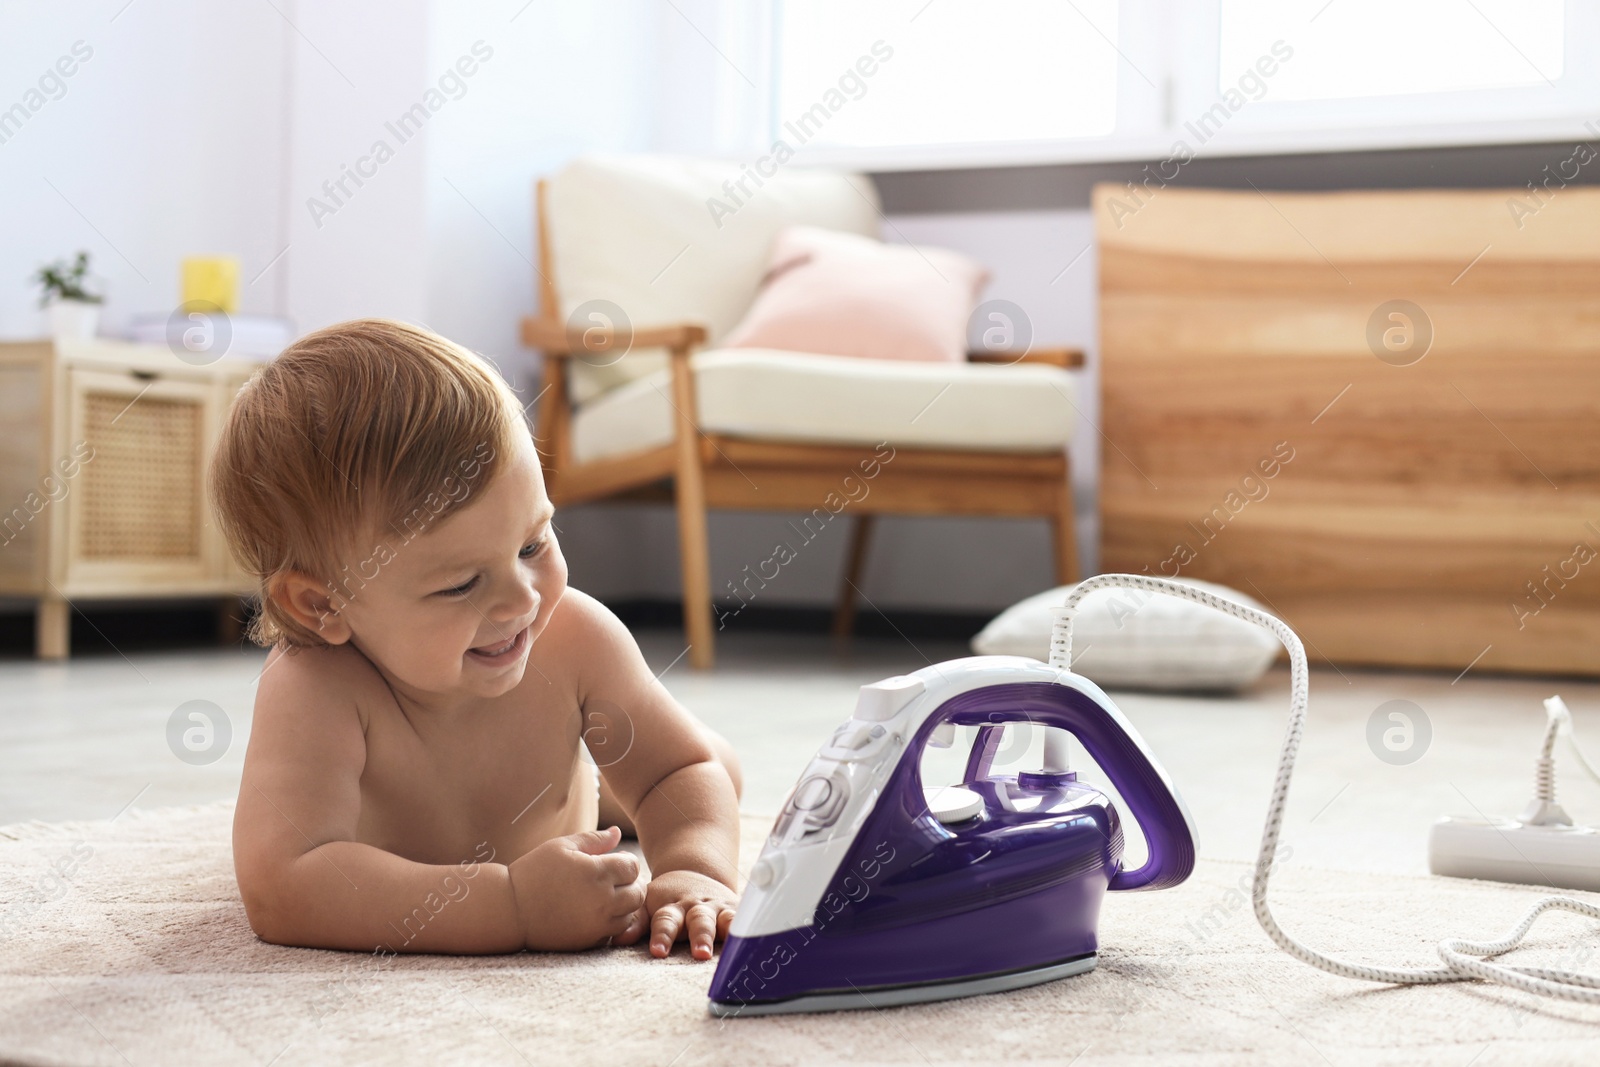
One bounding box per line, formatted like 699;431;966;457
544;155;881;403
571;348;1077;463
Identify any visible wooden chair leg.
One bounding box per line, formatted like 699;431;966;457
37;596;69;660
669;349;715;669
831;514;876;640
674;470;714;669
1053;454;1080;585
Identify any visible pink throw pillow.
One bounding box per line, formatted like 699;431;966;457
721;226;989;362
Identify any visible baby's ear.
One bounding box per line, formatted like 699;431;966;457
271;571;353;644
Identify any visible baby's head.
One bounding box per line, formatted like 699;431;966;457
210;319;566;698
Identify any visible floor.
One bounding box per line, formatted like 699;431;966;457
3;629;1600;878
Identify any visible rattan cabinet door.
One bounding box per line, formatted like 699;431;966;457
63;368;219;592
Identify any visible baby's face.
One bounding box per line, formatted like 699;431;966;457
331;432;567;701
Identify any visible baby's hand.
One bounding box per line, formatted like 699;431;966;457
630;869;738;961
508;826;647;951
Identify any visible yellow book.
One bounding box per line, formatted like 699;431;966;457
181;256;240;314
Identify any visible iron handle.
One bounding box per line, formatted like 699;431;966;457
928;683;1196;893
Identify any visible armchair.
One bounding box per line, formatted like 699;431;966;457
523;156;1083;668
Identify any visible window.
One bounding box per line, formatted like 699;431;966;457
1219;0;1564;101
771;0;1119;150
750;0;1600;170
1195;0;1592;137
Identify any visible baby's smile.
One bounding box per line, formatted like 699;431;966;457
466;625;530;666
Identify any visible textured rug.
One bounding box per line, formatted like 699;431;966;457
2;802;1599;1066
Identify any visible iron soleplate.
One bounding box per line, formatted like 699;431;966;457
707;952;1097;1018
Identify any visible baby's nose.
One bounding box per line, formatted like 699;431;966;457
497;577;538;620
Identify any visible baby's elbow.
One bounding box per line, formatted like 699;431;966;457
240;889;289;945
236;870;303;946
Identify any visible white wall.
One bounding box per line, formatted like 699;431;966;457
279;0;433;334
0;0;288;336
0;0;669;350
420;0;664;395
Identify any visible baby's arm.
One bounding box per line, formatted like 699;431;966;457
568;595;741;960
233;648;643;953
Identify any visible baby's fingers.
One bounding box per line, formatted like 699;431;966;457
597;850;639;888
613;880;646;919
611;908;649;947
650;903;685;958
686;902;719;961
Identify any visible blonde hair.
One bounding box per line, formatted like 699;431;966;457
209;318;527;647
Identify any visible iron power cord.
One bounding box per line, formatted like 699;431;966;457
1049;573;1600;1005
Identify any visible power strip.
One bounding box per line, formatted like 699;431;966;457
1429;817;1600;892
1428;696;1600;892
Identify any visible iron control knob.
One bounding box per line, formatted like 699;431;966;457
793;774;834;810
749;854;784;888
793;772;849;830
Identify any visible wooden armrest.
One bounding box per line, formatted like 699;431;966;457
521;316;708;356
967;347;1086;370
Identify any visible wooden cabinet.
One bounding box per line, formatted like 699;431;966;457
1095;184;1600;676
0;338;268;658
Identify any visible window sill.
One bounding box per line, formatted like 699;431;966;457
780;114;1599;174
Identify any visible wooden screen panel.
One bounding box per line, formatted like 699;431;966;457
1096;184;1600;675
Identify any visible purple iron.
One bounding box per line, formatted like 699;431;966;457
707;653;1197;1016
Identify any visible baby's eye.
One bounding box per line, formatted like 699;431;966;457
435;576;479;597
518;538;546;560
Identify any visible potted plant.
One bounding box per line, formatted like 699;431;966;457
33;252;103;341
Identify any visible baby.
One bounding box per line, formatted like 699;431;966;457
210;319;742;960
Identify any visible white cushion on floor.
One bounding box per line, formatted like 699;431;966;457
570;348;1078;462
971;578;1280;692
544;155;881;403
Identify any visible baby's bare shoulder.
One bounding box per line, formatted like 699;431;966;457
538;587;633;658
534;587;654;697
254;642;387;734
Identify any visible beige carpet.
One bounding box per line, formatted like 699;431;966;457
2;803;1598;1066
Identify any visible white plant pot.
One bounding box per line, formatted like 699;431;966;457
47;299;100;342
